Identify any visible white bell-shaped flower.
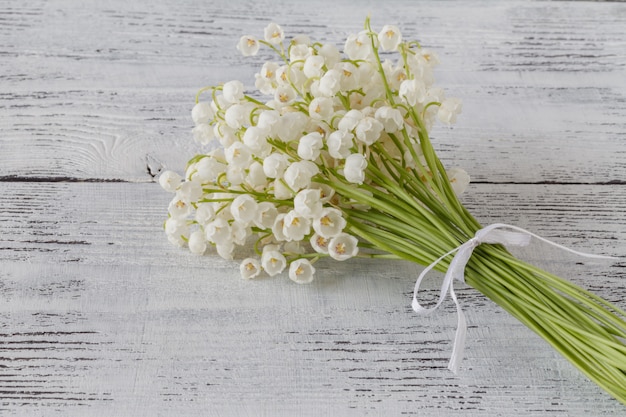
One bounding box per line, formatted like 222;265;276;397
191;102;214;126
344;153;368;184
260;61;279;80
317;43;340;68
224;104;247;129
210;94;228;112
309;79;322;98
192;123;214;145
195;157;226;183
289;259;316;284
273;179;294;200
256;109;280;132
297;132;324;161
230;194;258;225
338;109;364;132
312;207;346;238
303;55;325;79
318;69;342;97
309;182;335;203
254;61;279;95
387;66;408;91
337;62;360;92
237;35;260;56
437;98;463;125
399;79;426;107
231;221;252;246
407;54;435;87
310;233;330;254
188;230;207;255
274;85;297;106
420;48;440;66
176;180;203;203
275;65;291;86
159;171;182;193
328;233;359;261
225;142;252;168
344;31;372;61
263;153;289;178
291;34;311;46
216;241;235;260
308;97;334;121
243;126;271;156
272;213;288;241
378;25;402;51
255;74;274;95
226;165;246;186
282;210;311;241
275;112;308;142
165;218;190;247
289;44;312;62
222;80;245;104
354;117;384;145
294;188;323;219
168;196;192;218
195;203;215;226
240;258;262;279
425;87;445;104
375;106;404;133
264;22;284;45
215;124;237;148
205;218;232;245
245;161;267;188
284;160;319;191
447;167;471;195
261;249;287;276
254;202;278;229
327;130;354;159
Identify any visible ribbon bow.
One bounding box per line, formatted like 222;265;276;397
412;223;617;373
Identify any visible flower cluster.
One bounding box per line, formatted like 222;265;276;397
160;19;467;284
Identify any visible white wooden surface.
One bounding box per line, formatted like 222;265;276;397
1;1;625;416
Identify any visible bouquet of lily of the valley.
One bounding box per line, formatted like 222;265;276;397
160;18;626;404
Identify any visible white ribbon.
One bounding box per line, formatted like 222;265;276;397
412;222;618;374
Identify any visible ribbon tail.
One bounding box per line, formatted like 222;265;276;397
447;281;467;374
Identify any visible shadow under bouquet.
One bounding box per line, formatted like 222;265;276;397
160;18;626;404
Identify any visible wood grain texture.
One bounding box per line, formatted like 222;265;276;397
1;0;626;416
1;0;625;182
1;182;625;416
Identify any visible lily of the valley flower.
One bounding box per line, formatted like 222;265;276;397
240;257;262;279
297;132;324;161
264;22;284;45
438;98;463;124
261;248;287;276
159;170;183;193
378;25;402;51
328;233;359;261
344;153;368;184
289;258;316;284
237;35;260;56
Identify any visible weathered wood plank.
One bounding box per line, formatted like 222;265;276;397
0;0;625;182
2;0;626;415
0;182;624;415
